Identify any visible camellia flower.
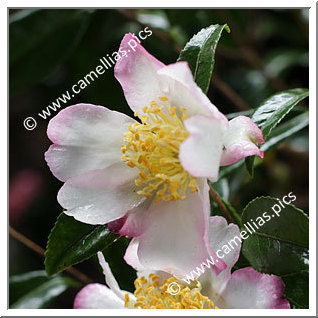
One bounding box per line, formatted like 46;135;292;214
45;33;264;278
74;251;218;309
74;216;290;309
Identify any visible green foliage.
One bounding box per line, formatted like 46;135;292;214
250;88;309;140
261;111;309;152
45;212;118;276
245;88;309;175
241;197;309;308
178;24;230;94
283;271;309;309
10;9;92;94
241;196;308;272
10;271;80;308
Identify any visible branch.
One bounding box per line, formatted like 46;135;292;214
212;76;250;111
208;183;234;223
9;226;94;284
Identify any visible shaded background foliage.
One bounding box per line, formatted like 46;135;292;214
9;8;309;308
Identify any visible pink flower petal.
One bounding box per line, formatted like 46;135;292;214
45;103;136;182
115;35;228;121
74;283;125;309
208;216;241;274
124;180;226;278
179;115;227;180
221;267;290;309
114;33;165;113
157;62;228;120
200;216;242;295
117;199;152;237
124;238;145;272
221;116;264;166
58;162;145;225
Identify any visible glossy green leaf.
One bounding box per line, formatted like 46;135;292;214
178;24;230;94
45;212;118;276
261;111;309;152
245;88;309;175
226;109;254;120
220;111;309;179
282;270;309;309
10;9;92;94
225;106;305;121
241;196;309;276
10;271;80;308
251;88;309;139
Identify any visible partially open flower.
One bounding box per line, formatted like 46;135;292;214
116;216;290;309
45;33;264;278
74;252;217;309
74;241;289;310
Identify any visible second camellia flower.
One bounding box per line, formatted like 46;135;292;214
45;33;264;278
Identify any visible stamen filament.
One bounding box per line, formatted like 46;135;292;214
121;97;197;203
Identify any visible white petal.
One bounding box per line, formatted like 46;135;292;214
97;251;136;303
115;33;165;113
125;181;226;278
115;36;228;122
220;267;290;309
73;283;125;309
221;116;264;166
46;103;136;181
124;238;145;272
59;162;145;225
200;216;242;298
157;62;228;120
179;115;227;180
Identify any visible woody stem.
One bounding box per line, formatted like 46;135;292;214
208;183;234;223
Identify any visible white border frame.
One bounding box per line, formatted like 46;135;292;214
3;1;316;316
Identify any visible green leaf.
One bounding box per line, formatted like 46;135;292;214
245;88;309;175
10;271;80;308
245;156;256;177
261;111;309;152
220;111;309;179
225;106;305;121
226;109;254;120
241;196;309;276
251;88;309;140
10;9;92;94
45;212;119;276
283;270;309;309
178;24;230;94
242;235;308;276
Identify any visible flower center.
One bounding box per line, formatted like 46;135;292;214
121;97;197;203
125;274;217;309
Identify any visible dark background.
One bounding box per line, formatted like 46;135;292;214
9;8;309;308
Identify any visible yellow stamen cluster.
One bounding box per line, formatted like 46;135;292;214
125;274;217;309
121;97;197;203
